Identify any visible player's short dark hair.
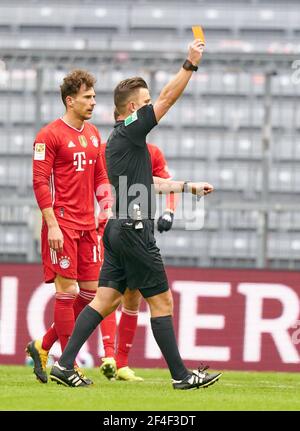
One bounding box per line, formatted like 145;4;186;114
114;77;148;115
60;69;96;107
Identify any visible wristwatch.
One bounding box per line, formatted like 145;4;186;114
182;59;198;72
183;181;190;193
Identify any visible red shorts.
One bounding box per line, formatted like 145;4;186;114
41;223;104;283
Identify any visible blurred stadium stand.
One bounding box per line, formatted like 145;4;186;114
1;0;300;269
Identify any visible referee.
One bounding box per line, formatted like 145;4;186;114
50;39;222;390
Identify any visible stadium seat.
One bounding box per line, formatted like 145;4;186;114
0;224;31;256
208;230;257;259
268;232;300;259
1;0;300;267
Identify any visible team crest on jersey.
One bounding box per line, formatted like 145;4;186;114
59;256;71;269
90;135;99;148
78;135;88;148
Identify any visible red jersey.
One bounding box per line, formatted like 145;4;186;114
99;142;171;179
147;143;171;180
33;118;112;230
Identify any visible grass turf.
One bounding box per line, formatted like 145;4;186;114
0;366;299;411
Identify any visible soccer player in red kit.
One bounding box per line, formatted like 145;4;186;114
26;69;112;385
98;135;179;381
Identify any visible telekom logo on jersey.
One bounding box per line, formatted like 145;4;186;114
73;152;86;172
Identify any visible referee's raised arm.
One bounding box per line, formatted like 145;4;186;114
153;39;205;122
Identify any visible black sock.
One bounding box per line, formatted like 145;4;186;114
59;305;103;369
151;315;189;380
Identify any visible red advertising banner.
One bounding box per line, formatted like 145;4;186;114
0;264;299;371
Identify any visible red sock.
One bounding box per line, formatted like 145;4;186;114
100;311;117;358
116;308;138;369
41;289;96;353
54;292;76;352
42;324;58;351
73;288;96;319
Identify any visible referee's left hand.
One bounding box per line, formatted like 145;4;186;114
157;210;174;233
187;182;214;197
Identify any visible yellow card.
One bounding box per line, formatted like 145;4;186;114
192;26;205;44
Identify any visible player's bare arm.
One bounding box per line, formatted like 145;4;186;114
42;207;64;253
153;176;214;197
153;39;204;122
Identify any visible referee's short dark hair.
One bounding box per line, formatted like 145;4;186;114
113;107;119;121
60;69;96;107
114;77;148;115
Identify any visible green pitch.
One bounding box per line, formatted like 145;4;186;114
0;366;299;411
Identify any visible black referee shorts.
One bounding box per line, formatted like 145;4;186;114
99;218;169;298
